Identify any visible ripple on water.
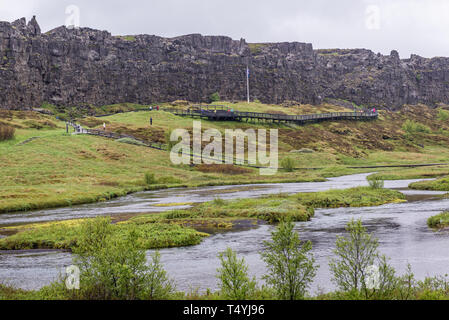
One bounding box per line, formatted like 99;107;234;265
1;173;449;294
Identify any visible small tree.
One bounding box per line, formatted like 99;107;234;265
210;92;220;102
329;219;417;300
281;157;296;172
71;217;175;300
146;251;176;300
368;177;384;189
261;219;317;300
216;248;257;300
329;219;378;294
144;172;157;185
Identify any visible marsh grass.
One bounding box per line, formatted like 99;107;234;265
427;212;449;229
0;218;209;250
368;166;449;181
409;176;449;191
296;187;405;208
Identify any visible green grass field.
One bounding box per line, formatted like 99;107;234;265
0;101;449;214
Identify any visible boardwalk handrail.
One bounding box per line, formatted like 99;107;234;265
66;121;264;167
164;106;378;124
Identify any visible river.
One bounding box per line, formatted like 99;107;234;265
1;173;448;294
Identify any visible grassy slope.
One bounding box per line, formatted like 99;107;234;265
1;102;449;213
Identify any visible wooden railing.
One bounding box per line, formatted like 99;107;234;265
164;105;378;123
66;121;260;167
67;121;167;150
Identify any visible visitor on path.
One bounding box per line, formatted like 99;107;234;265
103;123;106;131
150;106;153;111
372;107;377;113
157;106;160;111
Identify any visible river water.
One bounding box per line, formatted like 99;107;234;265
1;173;448;294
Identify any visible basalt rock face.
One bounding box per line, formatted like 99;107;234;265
2;17;449;110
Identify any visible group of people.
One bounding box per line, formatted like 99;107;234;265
356;107;377;113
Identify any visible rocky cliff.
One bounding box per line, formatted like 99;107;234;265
2;17;449;110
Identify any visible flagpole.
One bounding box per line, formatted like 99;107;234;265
246;66;250;104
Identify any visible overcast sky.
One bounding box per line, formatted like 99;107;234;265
1;0;449;58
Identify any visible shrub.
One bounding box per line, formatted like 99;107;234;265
281;157;296;172
368;177;384;189
261;219;317;300
0;124;14;141
216;248;257;300
402;120;431;134
210;92;220;102
329;219;400;299
437;109;449;121
213;197;226;206
329;219;379;293
146;251;176;300
144;172;157;185
68;217;175;300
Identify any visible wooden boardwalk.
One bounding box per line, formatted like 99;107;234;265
66;121;253;166
67;121;168;150
165;105;378;124
66;122;448;171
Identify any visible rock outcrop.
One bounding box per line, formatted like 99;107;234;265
1;17;449;110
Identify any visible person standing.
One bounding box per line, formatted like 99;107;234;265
103;123;106;131
150;118;153;126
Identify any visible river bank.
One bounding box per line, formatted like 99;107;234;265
0;174;447;293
